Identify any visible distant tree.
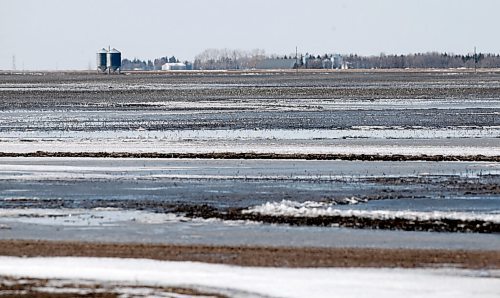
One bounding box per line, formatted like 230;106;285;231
193;48;266;70
339;51;500;69
121;50;500;71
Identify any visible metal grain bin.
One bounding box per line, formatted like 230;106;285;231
107;48;121;72
96;48;108;72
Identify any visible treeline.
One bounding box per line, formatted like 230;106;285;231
344;52;500;69
193;49;500;70
122;50;500;70
193;48;267;70
121;56;181;70
193;50;340;70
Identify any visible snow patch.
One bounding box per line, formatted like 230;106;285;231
0;208;255;227
244;200;500;223
0;257;498;298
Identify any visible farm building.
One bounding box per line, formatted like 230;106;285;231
161;62;187;70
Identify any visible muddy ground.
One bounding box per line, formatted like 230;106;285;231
1;240;498;269
0;275;226;298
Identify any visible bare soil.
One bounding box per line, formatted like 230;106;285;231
0;240;498;269
0;275;227;298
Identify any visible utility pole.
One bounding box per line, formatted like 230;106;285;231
108;45;111;74
474;46;477;74
11;55;16;71
295;46;298;74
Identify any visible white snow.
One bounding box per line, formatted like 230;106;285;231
0;256;498;298
2;127;500;140
1;139;499;156
0;208;187;226
0;208;253;227
244;200;500;223
1;129;499;156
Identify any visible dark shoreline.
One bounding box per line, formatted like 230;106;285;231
186;209;500;233
1;151;499;162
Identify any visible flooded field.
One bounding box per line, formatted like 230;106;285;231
1;71;499;156
1;70;499;297
0;70;499;245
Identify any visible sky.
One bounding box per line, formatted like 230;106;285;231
1;0;500;70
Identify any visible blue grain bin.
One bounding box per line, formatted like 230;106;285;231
96;48;108;72
106;48;121;72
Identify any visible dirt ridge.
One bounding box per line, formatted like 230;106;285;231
0;240;499;269
1;151;499;162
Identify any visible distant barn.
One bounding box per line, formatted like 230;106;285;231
255;58;298;70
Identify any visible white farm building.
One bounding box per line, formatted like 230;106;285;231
161;62;187;70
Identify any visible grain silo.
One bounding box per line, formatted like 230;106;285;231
106;48;121;73
96;48;108;73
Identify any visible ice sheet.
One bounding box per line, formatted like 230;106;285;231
0;257;498;298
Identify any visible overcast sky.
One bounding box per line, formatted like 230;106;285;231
1;0;499;70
